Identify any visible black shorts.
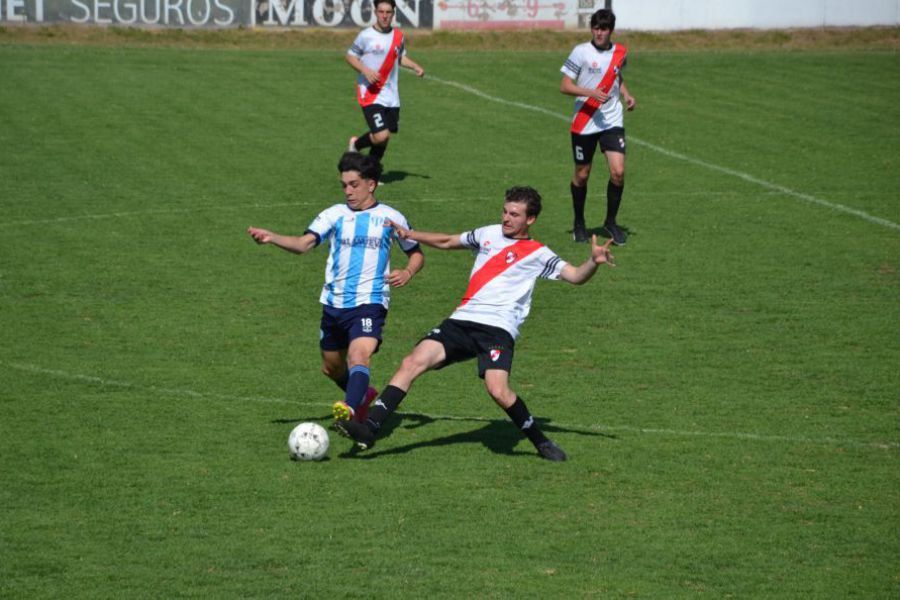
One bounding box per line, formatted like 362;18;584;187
422;318;515;379
319;304;387;352
362;104;400;134
571;127;626;165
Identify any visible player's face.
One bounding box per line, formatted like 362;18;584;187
501;200;535;239
341;170;377;210
592;25;612;47
374;3;395;30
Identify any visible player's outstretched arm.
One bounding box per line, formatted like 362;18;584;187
247;227;317;255
386;220;464;250
560;235;616;285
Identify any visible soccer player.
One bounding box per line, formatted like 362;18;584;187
247;152;424;424
561;8;636;246
346;0;425;165
335;186;616;462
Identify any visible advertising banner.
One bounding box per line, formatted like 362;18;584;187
432;0;576;30
0;0;431;27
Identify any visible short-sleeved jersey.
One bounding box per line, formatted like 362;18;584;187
448;224;568;340
305;202;418;309
560;42;627;134
348;27;406;108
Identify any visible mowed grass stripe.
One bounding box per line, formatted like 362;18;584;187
5;360;897;450
425;72;900;230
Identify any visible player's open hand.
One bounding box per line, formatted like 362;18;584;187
387;268;413;287
385;219;412;240
247;226;273;245
591;234;616;267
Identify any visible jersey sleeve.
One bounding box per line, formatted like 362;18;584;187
560;47;581;80
306;206;338;245
459;226;485;250
391;210;419;253
348;31;365;57
538;249;567;280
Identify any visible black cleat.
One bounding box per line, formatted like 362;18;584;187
537;440;567;462
602;222;627;246
572;222;589;243
334;419;376;450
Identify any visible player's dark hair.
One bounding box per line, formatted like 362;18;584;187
505;186;542;218
590;9;615;30
338;151;382;183
374;0;396;9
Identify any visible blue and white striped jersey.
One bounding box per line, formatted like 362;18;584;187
306;202;418;309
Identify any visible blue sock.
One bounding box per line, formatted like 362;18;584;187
345;365;370;410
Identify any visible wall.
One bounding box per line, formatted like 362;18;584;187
614;0;900;31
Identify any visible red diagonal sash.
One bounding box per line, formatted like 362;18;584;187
458;239;544;307
570;44;627;134
359;28;403;107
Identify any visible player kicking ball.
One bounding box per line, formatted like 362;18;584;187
335;186;615;461
248;152;424;426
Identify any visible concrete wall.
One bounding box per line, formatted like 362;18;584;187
614;0;900;31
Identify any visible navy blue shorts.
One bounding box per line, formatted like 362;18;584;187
319;304;387;352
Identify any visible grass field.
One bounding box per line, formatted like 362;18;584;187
1;29;898;597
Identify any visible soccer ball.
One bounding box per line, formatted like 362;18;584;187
287;422;329;461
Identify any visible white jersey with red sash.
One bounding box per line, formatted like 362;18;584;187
348;27;405;108
449;225;568;340
561;42;628;134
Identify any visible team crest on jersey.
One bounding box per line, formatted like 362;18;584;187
505;251;517;264
490;349;501;362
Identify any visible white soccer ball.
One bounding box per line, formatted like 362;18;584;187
287;422;330;461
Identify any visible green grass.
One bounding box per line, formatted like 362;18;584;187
1;40;898;598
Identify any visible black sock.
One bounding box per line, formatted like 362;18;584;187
571;182;587;226
333;371;348;392
353;133;373;151
370;143;387;161
606;180;624;225
365;384;406;431
504;396;549;448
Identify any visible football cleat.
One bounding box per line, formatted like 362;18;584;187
537;440;567;462
332;401;355;422
572;222;589;243
602;222;627;246
334;419;376;450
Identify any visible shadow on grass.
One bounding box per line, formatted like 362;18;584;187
272;411;616;459
341;412;618;460
568;223;634;243
380;170;430;184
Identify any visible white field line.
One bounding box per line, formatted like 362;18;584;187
4;361;896;450
426;75;900;232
